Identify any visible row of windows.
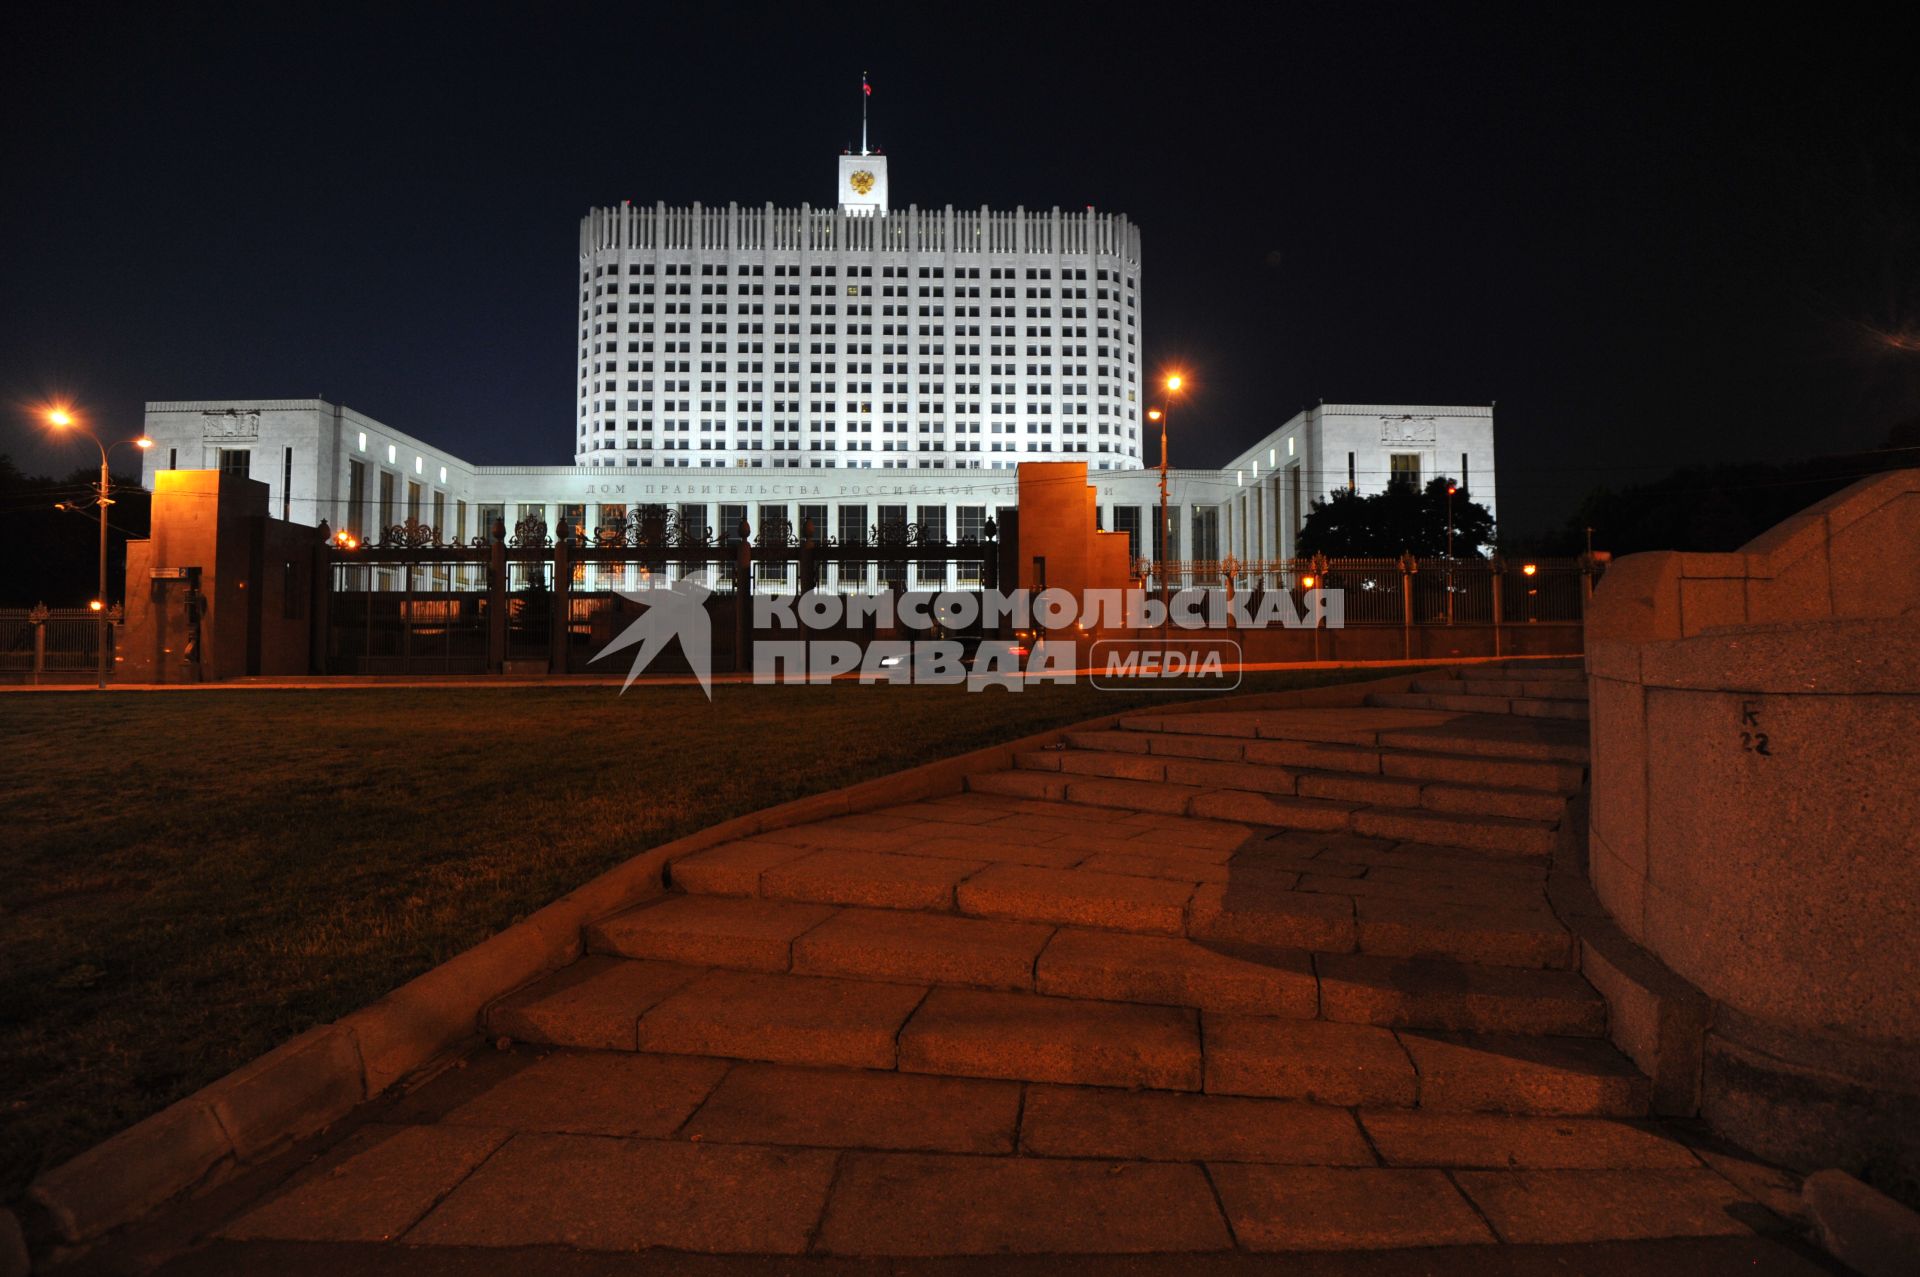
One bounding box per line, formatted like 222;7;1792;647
591;262;1134;284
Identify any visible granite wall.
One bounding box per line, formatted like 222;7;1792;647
1584;469;1920;1202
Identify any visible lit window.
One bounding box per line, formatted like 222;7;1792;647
387;444;397;463
357;431;367;451
414;456;423;475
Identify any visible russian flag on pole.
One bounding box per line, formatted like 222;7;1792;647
863;79;872;96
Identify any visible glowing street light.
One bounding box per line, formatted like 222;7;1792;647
45;406;154;689
1155;372;1188;641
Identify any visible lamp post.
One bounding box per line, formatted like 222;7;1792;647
46;408;153;689
1445;482;1457;626
1152;372;1184;641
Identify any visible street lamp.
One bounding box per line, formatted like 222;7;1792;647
1155;373;1185;635
45;407;152;689
1445;483;1458;626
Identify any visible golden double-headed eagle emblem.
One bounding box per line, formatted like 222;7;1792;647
849;170;876;195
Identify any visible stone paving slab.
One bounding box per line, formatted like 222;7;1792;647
956;863;1196;934
1076;851;1231;882
791;906;1052;990
221;1124;511;1243
486;957;702;1051
1315;953;1604;1036
760;848;988;910
589;896;837;972
668;839;817;895
1350;807;1556;858
1035;927;1318;1017
1398;1032;1650;1116
897;988;1201;1089
1207;1165;1494;1251
681;1064;1020;1154
405;1133;836;1253
815;1152;1233;1254
1019;1085;1374;1165
433;1050;731;1137
1187;880;1355;951
1354;897;1573;969
898;834;1087;868
1453;1168;1760;1243
1357;1111;1705;1170
1202;1016;1417;1106
637;970;928;1069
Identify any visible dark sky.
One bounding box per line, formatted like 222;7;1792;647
3;2;1915;535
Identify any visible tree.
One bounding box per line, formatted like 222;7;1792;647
1296;477;1495;558
0;455;152;607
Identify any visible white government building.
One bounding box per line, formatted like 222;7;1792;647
140;133;1497;571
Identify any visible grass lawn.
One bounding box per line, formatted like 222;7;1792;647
0;668;1401;1200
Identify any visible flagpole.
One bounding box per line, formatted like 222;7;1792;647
861;73;869;155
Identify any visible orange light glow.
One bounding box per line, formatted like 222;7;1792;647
1447;485;1458;495
88;599;104;612
46;407;74;428
1299;575;1318;590
1165;373;1184;392
135;437;154;449
1147;408;1163;421
1522;563;1538;577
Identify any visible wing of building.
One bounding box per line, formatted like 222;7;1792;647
141;141;1496;565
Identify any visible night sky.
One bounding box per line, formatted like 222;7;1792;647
3;3;1915;536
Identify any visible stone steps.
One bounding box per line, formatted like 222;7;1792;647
967;767;1561;858
1409;676;1590;700
1365;691;1591;721
582;893;1598;1030
486;956;1643;1115
1063;727;1586;793
1017;748;1571;823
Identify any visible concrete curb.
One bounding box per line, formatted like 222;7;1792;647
1803;1169;1920;1277
22;667;1438;1249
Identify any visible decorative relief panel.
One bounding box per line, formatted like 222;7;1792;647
1379;415;1437;444
201;408;261;439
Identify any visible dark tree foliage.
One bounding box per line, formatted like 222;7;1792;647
1297;477;1495;559
1535;422;1918;557
0;455;152;607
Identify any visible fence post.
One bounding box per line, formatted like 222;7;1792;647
798;518;817;595
310;535;332;675
734;516;753;676
29;603;47;685
1491;556;1505;659
487;519;507;674
550;523;573;675
1398;552;1417;662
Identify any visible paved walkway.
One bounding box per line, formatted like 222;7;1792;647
82;662;1832;1272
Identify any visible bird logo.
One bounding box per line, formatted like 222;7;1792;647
592;573;715;698
849;170;876;195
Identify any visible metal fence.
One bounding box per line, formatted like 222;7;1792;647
0;606;111;677
1143;555;1598;625
321;512;1006;675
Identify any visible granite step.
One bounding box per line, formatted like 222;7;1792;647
1365;692;1591;721
584;886;1586;1016
1409;677;1590;700
1020;748;1569;824
1063;727;1585;792
967;769;1561;858
489;961;1639;1112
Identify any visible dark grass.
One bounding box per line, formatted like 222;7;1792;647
0;668;1402;1201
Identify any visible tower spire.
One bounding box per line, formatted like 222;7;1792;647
861;72;870;156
